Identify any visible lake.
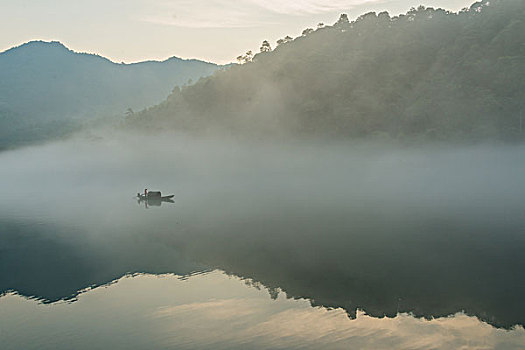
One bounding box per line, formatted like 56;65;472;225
1;134;525;349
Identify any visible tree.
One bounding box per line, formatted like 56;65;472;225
302;28;314;36
236;50;254;64
378;11;391;21
335;13;350;26
276;36;293;46
260;40;272;53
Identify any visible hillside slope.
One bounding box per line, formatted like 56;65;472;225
129;0;525;141
0;41;222;149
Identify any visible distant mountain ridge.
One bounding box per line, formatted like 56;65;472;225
0;40;223;149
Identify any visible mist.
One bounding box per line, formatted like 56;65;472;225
1;132;524;328
127;0;525;142
4;132;524;229
2;0;525;348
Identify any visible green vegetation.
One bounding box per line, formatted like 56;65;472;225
0;41;222;149
129;0;525;141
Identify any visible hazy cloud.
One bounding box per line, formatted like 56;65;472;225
139;0;385;28
140;0;272;28
249;0;386;15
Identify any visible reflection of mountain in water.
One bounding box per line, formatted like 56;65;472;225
164;202;525;329
2;201;524;330
0;220;201;302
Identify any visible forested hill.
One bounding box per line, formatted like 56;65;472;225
0;41;221;149
129;0;525;141
0;41;221;120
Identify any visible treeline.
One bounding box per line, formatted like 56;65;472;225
128;0;525;141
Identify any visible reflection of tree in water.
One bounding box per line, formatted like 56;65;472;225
0;220;199;303
168;208;525;329
2;204;524;329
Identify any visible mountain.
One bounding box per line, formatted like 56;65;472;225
128;0;525;141
0;41;223;149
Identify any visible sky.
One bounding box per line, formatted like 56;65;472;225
0;0;476;64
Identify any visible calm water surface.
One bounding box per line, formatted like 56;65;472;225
1;135;525;349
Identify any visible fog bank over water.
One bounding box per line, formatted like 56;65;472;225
4;132;524;222
1;133;525;328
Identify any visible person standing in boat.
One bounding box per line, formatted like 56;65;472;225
144;189;148;198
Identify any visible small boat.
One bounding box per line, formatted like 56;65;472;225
136;190;175;208
137;191;174;201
